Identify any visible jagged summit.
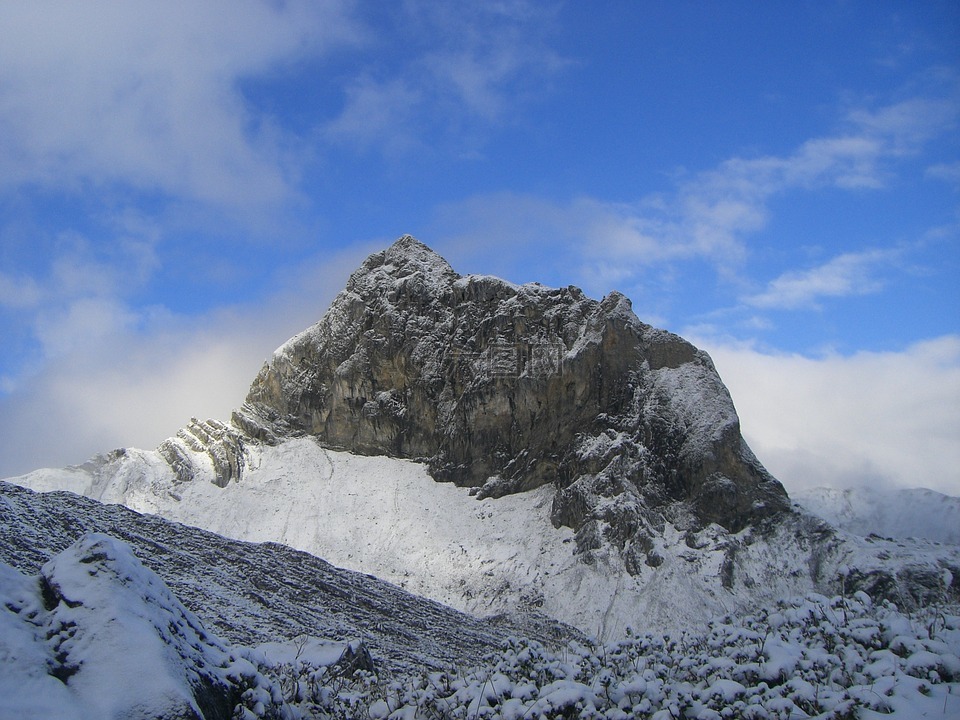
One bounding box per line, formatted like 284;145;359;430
235;235;788;568
383;233;458;277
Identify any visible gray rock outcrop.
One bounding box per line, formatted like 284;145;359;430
237;235;788;568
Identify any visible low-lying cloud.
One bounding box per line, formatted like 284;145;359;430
698;335;960;496
0;244;374;479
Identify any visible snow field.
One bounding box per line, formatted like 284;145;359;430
13;439;747;636
13;436;960;642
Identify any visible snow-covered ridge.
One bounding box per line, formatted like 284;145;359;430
10;438;960;640
0;479;572;671
795;485;960;545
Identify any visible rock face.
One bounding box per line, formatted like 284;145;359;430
238;235;788;568
158;417;246;487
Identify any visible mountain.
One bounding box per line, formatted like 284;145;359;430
795;486;960;545
7;236;960;638
238;235;788;539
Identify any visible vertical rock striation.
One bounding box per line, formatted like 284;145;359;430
236;236;788;568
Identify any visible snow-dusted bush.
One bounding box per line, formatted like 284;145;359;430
271;593;959;719
11;535;950;720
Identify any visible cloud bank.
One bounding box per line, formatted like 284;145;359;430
0;1;359;209
0;244;375;478
700;336;960;496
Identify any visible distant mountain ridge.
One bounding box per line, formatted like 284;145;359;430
795;485;960;545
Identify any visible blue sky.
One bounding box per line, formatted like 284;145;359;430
0;1;958;494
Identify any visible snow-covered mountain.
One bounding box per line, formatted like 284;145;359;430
3;236;960;717
795;485;960;545
11;437;960;641
8;237;959;640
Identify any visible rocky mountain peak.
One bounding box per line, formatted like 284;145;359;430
232;236;788;570
347;234;460;295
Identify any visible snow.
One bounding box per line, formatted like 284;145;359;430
453;273;521;293
270;593;960;718
9;438;791;638
4;533;957;719
0;565;83;720
0;533;288;720
10;433;960;644
256;636;360;670
795;485;960;544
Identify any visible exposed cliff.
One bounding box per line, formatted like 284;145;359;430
238;235;788;567
6;237;957;637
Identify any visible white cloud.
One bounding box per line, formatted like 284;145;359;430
320;1;567;156
432;91;956;302
744;249;899;310
416;2;568;122
846;97;958;153
697;335;960;496
0;224;163;375
322;77;423;154
0;242;375;479
0;272;42;310
927;160;960;185
0;1;359;209
34;297;140;359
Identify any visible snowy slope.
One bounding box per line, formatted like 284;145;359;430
11;440;695;637
11;436;960;641
0;533;288;720
795;485;960;544
0;480;577;672
4;496;957;719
